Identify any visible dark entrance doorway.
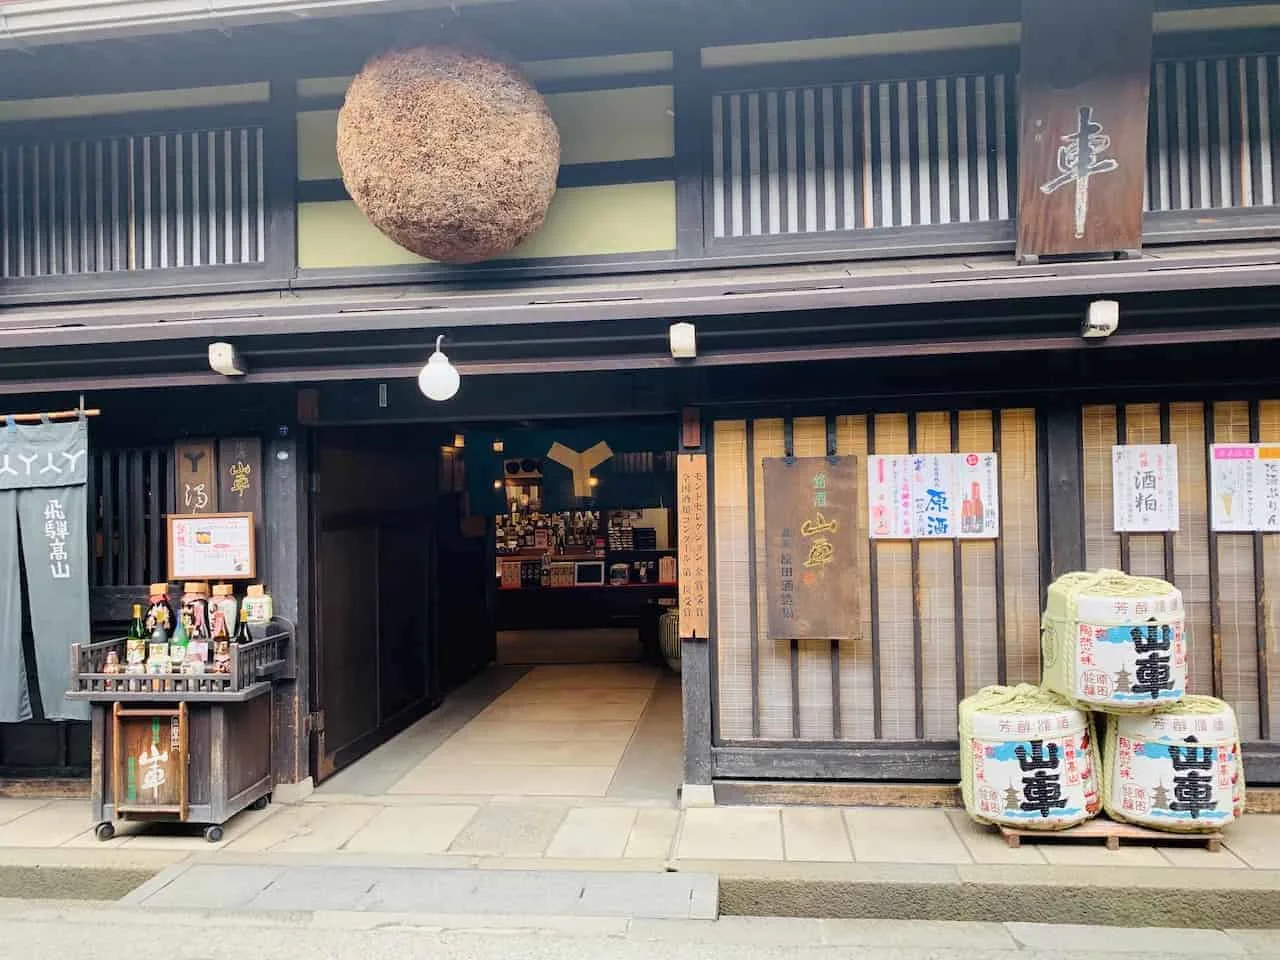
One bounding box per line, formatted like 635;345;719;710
308;424;495;781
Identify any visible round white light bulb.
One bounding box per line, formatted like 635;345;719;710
418;337;460;402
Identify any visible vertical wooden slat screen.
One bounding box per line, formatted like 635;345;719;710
1083;406;1122;572
1124;403;1166;579
88;447;170;594
1082;401;1280;744
836;414;877;739
1000;409;1042;685
1;126;266;279
713;421;753;739
1261;401;1280;739
712;407;1036;748
916;412;958;738
872;413;916;740
709;72;1018;240
959;411;999;694
1215;401;1261;740
751;419;792;738
1171;402;1214;697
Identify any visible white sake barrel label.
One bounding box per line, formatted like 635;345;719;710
1075;620;1187;706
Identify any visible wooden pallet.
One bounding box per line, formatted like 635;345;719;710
998;816;1223;852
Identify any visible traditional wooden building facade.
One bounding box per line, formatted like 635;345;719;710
2;0;1280;797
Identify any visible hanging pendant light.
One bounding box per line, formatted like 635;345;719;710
418;334;461;401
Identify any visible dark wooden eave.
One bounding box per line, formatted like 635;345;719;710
2;242;1280;397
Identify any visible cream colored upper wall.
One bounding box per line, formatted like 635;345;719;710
297;85;673;180
297;180;676;269
296;50;675;99
0;83;269;123
700;5;1280;68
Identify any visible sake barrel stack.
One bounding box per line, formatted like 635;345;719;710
1041;570;1186;713
960;684;1101;830
1103;695;1245;832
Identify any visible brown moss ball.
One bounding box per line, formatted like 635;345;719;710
336;45;560;265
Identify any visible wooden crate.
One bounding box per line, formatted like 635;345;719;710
998;816;1223;852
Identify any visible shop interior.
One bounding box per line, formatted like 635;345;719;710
310;417;683;800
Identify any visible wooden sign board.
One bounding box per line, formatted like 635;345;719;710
1015;0;1154;261
174;440;217;515
167;512;257;580
217;437;263;519
764;456;859;640
113;704;187;817
677;453;710;640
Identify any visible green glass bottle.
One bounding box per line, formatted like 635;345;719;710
126;604;147;667
170;618;190;670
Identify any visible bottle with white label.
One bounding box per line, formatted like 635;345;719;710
242;584;273;626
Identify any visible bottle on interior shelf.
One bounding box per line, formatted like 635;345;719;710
242;584;273;625
234;607;254;645
126;604;148;669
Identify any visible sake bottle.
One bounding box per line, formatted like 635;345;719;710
126;604;147;667
234;607;253;645
170;618;190;669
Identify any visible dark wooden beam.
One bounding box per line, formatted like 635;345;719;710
712;743;960;781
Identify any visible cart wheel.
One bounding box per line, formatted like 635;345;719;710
203;825;224;844
94;823;115;842
250;795;270;812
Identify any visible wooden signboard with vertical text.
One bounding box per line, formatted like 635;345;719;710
1015;0;1154;260
174;440;218;515
113;703;188;817
218;437;264;565
677;454;710;640
764;456;858;640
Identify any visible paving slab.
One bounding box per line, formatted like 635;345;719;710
343;805;478;855
946;810;1048;864
447;803;567;857
133;863;282;910
390;763;618;797
0;799;51;826
629;916;823;945
845;807;972;864
624;809;680;860
677;808;784;861
0;800;93;847
821;917;1017;949
1223;815;1280;869
1007;921;1244;954
781;807;852;863
225;803;381;854
1224;929;1280;955
546;807;637;859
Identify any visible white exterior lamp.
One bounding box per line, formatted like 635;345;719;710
418;335;461;401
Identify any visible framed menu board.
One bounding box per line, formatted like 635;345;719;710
167;512;257;580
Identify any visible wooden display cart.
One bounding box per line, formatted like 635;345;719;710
68;619;292;843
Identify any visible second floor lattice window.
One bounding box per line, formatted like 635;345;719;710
1145;54;1280;213
1;125;265;279
709;72;1018;240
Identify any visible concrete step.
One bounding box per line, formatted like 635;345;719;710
121;861;718;920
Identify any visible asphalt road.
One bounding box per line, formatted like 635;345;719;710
0;900;1274;960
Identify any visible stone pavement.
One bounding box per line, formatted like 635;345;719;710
2;795;1278;871
0;898;1277;960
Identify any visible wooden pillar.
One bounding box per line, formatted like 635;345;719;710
264;429;310;791
1044;405;1086;581
678;409;714;802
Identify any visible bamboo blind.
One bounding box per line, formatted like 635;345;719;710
712;408;1039;745
1082;401;1280;743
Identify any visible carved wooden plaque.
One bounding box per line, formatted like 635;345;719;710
1016;0;1154;260
764;456;859;640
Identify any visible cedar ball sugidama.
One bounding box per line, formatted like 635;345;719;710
336;45;560;264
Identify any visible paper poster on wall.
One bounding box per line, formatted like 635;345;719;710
869;453;999;540
1112;444;1180;532
167;512;257;580
955;452;1000;539
1210;444;1280;532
